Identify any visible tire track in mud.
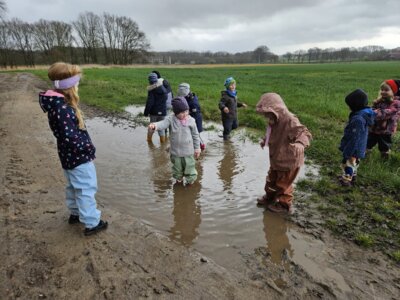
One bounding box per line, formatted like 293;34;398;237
0;73;60;299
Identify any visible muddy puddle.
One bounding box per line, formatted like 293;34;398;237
85;105;350;293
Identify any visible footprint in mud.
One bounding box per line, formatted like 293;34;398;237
0;127;7;137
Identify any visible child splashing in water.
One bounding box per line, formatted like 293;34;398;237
39;62;108;236
148;97;201;186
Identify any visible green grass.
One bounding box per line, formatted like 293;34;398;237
20;62;400;261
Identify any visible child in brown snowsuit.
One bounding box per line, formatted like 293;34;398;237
256;93;312;213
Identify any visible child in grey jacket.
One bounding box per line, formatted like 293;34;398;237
148;97;201;185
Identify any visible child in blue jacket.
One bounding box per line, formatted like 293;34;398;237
339;89;375;186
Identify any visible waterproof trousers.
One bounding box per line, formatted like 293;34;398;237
170;155;197;184
264;167;300;209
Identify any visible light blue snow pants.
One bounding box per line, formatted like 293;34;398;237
63;161;101;228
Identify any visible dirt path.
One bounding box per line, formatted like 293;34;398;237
0;73;399;300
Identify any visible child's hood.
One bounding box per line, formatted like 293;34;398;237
256;93;290;121
147;79;166;93
39;90;65;113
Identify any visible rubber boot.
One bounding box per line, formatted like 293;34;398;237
147;133;153;143
160;136;166;143
381;151;389;160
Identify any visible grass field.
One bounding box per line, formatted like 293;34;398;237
27;62;400;261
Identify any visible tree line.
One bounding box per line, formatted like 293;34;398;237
281;46;394;63
0;11;150;67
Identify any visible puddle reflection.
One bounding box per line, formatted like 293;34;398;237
263;211;293;266
217;142;240;191
147;142;172;199
169;164;203;246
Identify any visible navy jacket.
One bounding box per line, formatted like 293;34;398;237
339;107;375;159
39;90;96;170
144;81;168;117
185;92;203;133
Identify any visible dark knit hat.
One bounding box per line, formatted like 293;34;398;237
148;72;158;84
345;89;368;112
172;97;189;114
152;70;161;79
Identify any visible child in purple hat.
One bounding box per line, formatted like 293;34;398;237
149;97;201;185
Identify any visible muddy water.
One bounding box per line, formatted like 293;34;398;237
86;106;349;293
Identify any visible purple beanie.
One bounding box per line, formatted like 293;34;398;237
172;97;189;114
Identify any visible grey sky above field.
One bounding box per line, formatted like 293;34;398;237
5;0;400;54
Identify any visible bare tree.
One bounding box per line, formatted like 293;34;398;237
115;16;149;64
32;19;73;62
100;13;149;64
0;0;6;21
73;12;101;63
252;45;270;63
101;13;120;64
32;19;56;56
0;21;14;67
8;18;35;66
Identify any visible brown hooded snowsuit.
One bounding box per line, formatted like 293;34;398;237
256;93;312;209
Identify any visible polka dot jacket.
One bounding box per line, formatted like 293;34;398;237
39;90;96;170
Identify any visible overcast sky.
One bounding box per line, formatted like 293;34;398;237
4;0;400;54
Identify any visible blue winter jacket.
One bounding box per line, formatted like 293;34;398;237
39;90;96;170
144;80;168;117
339;107;375;159
185;92;203;133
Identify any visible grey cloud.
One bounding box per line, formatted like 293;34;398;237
5;0;400;54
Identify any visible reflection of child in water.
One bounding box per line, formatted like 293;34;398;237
169;167;202;246
148;97;201;185
256;93;312;214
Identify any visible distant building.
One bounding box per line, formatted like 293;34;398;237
149;55;172;64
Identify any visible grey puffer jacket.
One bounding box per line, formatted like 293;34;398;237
155;114;200;157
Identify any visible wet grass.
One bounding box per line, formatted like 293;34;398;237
26;62;400;262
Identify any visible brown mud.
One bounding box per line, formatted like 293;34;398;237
0;72;399;299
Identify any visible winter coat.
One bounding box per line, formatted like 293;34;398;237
154;114;200;157
160;78;173;109
185;92;203;133
144;80;168;117
369;97;400;135
39;90;96;170
340;107;375;159
256;93;312;171
219;90;245;121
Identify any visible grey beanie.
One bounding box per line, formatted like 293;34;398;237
172;97;189;114
177;83;190;97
